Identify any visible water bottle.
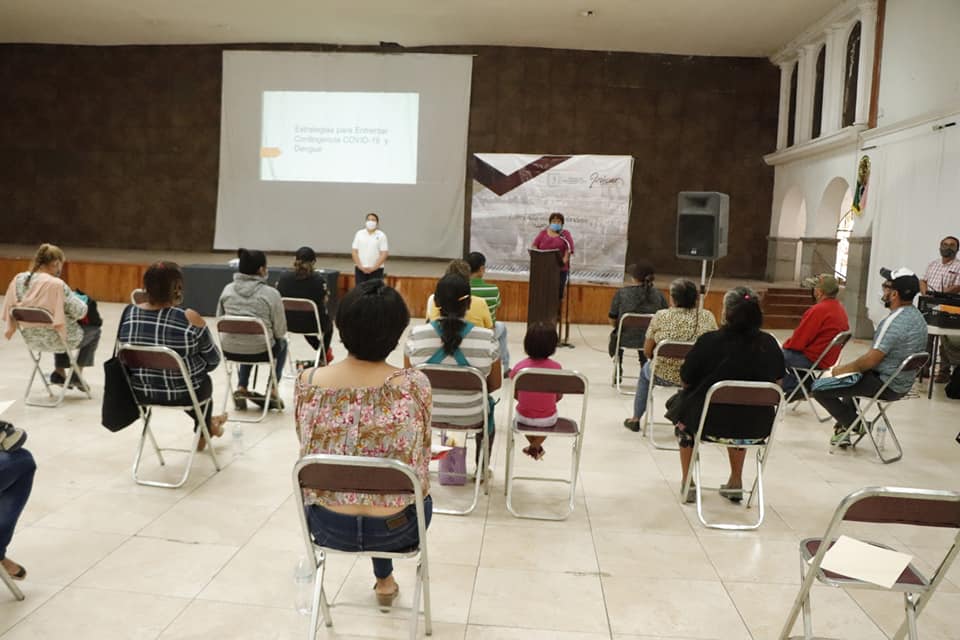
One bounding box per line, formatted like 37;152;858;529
294;557;315;615
231;424;244;457
875;421;886;450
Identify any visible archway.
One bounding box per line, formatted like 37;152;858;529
814;177;852;278
777;185;806;282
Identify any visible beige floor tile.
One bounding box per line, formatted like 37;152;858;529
593;529;717;580
603;576;750;639
466;626;610;639
699;536;802;584
33;488;180;535
157;599;308;639
0;586;188;640
469;568;608;634
423;517;485;567
6;526;127;587
75;536;238;599
479;523;598;573
849;588;960;640
0;583;61;635
139;496;276;546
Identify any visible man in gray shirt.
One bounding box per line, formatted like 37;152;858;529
813;267;928;446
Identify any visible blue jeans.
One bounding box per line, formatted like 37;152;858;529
0;449;36;560
306;495;433;579
237;338;288;388
493;322;510;370
782;349;816;395
633;360;672;420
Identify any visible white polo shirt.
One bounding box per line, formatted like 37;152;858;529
352;229;389;269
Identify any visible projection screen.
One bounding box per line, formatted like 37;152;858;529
215;51;473;257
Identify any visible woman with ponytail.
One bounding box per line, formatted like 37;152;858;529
405;274;501;473
608;260;668;365
2;243;101;388
276;246;333;363
672;287;784;503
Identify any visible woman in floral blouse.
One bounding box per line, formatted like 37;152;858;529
295;280;432;608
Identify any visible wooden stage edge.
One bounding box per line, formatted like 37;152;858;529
0;249;785;325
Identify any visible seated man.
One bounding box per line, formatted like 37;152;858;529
814;267;928;447
781;274;849;397
466;252;510;373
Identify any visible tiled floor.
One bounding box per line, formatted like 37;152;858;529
0;302;958;639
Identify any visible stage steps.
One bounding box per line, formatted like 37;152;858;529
761;286;811;330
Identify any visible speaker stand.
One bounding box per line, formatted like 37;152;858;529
698;259;709;311
559;272;574;348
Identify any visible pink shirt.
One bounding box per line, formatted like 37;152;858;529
509;357;563;421
532;229;575;272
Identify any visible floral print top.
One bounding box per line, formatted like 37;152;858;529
295;367;432;508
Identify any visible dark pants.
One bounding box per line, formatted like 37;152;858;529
306;495;433;579
812;371;904;428
54;324;101;369
235;338;288;388
558;270;569;299
139;374;214;430
355;268;385;287
782;349;816;395
0;449;36;560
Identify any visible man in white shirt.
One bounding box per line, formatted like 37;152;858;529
351;212;389;286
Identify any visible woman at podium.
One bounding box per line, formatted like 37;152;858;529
531;213;575;299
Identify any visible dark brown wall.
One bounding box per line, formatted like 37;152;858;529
0;44;778;277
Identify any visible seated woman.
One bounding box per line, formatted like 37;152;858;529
217;249;288;410
295;280;431;607
672;287;784;502
406;274;501;472
424;260;493;329
118;261;228;450
2;243;101;389
624;279;716;432
275;246;333;365
608;261;668;370
0;434;35;582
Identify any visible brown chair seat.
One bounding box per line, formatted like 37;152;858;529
515;417;578;435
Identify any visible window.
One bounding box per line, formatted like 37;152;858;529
842;22;861;127
812;46;826;138
787;63;798;146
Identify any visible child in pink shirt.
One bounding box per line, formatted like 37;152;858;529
508;322;563;460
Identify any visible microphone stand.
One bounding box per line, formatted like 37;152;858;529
559;271;574;348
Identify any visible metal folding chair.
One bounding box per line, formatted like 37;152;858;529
679;380;785;530
130;288;148;305
293;454;432;640
414;364;489;516
504;368;588;520
778;486;960;640
644;341;694;450
281;297;327;379
786;331;852;422
9;307;92;407
613;313;653;393
830;352;929;465
117;344;222;489
0;566;24;601
216;316;281;423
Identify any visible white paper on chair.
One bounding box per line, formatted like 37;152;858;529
816;535;913;588
0;401;14;417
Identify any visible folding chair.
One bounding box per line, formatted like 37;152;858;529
679;380;785;530
644;341;694;451
216;316;281;423
414;364;489;516
778;486;960;640
0;566;24;601
786;331;853;422
281;297;327;379
293;454;432;640
117;344;222;489
504;368;588;520
613;313;653;393
130;288;148;305
9;307;92;407
830;352;929;465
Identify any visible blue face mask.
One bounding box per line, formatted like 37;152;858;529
549;223;562;232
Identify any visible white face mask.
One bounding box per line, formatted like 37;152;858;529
365;220;377;231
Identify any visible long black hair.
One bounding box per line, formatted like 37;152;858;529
628;260;658;303
434;274;471;355
722;286;763;337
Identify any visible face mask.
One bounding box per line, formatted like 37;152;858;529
173;287;184;306
940;247;957;258
549;223;562;232
881;290;893;308
365;220;377;230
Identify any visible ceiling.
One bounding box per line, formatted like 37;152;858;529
0;0;843;57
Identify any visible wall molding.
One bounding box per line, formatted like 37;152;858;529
861;104;960;147
763;125;864;166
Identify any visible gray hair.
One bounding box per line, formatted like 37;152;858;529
668;279;699;309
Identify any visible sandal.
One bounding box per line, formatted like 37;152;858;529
209;414;228;438
530;446;545;461
2;558;26;580
719;483;743;503
374;582;399;608
233;390;249;411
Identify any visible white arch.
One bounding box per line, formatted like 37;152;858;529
812;176;851;236
777;184;806;238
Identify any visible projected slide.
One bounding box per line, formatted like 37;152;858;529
260;91;419;184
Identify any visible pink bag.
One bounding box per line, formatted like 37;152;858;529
438;446;467;485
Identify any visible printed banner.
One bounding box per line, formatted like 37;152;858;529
470;154;633;283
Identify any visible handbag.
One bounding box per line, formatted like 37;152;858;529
101;310;140;432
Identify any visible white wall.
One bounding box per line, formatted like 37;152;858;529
770;145;859;239
877;0;960;126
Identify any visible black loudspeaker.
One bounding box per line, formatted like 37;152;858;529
676;191;729;260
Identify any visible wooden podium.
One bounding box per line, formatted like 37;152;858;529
527;249;562;326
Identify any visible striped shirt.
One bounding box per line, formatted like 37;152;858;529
871;305;927;394
118;305;221;401
469;277;501;324
405;322;499;426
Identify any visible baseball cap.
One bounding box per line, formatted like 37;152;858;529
295;246;316;262
801;273;840;296
879;266;920;300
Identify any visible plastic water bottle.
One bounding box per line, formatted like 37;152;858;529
231;424;244;458
294;557;315;615
875;421;887;450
